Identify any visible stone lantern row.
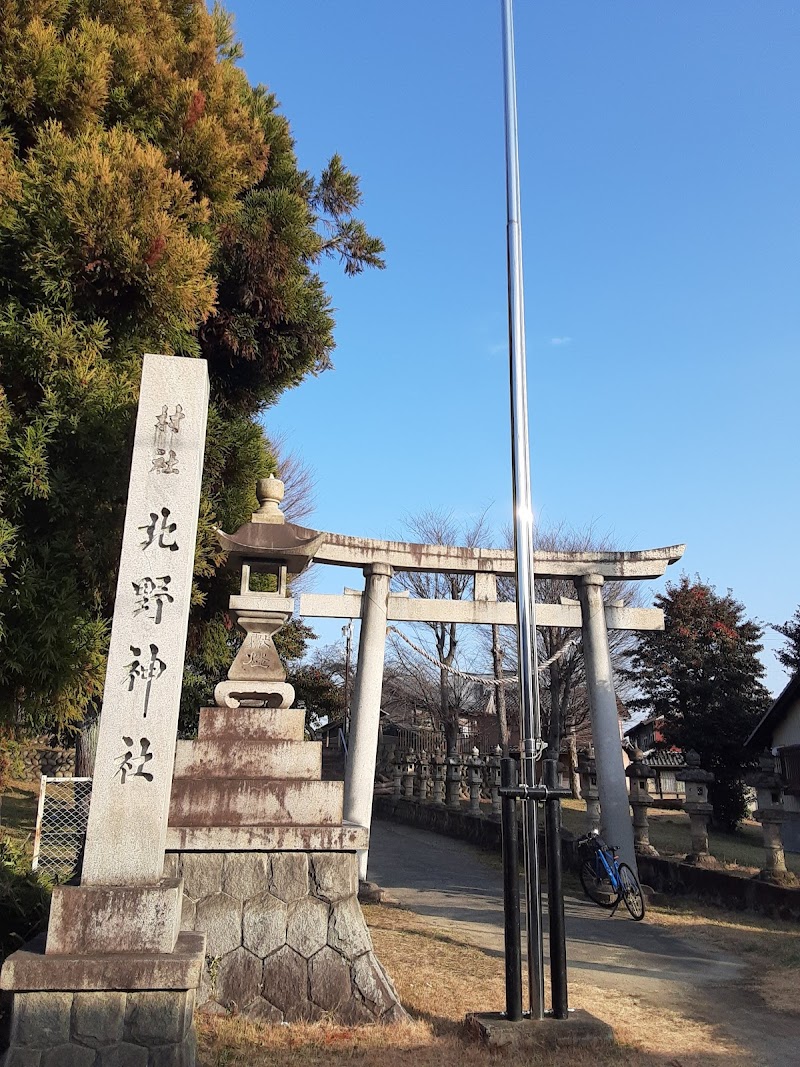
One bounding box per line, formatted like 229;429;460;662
389;747;504;819
578;747;797;885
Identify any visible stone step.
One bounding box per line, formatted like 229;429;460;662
173;739;322;781
197;706;305;742
168;778;344;827
165;823;369;852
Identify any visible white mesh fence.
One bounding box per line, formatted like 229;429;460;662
31;776;93;882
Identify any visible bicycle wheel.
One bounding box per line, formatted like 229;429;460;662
579;859;619;908
618;862;646;920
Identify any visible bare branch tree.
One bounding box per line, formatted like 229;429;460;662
486;523;641;792
389;508;491;752
268;431;317;525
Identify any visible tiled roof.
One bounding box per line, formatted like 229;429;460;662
645;748;685;769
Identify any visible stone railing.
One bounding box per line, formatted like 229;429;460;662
383;746;504;820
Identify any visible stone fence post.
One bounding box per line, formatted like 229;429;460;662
675;750;717;868
625;748;658;857
746;753;798;886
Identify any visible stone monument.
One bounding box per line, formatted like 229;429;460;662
165;476;405;1022
1;354;209;1063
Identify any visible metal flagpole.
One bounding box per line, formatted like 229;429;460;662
500;0;545;1020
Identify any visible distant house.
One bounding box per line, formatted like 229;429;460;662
624;715;686;803
746;675;800;851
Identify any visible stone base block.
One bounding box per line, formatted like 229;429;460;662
465;1010;615;1050
2;934;205;993
173;739;322;780
197;706;304;742
46;881;183;955
165;850;406;1024
684;853;722;870
0;988;196;1065
756;868;798;887
166;823;368;853
169;778;343;827
214;681;295;710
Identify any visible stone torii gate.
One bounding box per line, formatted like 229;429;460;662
218;477;685;876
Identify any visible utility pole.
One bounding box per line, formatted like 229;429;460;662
342;619;353;737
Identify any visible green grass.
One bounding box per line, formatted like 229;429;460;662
560;797;800;875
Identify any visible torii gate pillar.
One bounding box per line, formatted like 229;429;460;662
576;573;637;873
344;562;392;880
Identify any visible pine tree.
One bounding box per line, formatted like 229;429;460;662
626;576;771;829
773;606;800;677
0;1;383;733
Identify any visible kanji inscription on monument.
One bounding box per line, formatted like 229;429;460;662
81;353;209;885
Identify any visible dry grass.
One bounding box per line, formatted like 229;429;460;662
0;781;38;854
198;902;756;1067
646;897;800;1015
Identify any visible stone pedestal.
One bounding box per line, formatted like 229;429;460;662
466;1010;614;1050
164;851;403;1023
1;933;204;1065
754;812;796;886
166;701;405;1024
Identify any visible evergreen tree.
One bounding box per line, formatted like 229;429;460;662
626;576;771;830
773;606;800;677
0;1;383;733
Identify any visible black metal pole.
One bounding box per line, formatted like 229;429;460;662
544;757;568;1018
501;757;523;1021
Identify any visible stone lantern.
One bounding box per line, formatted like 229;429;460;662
746;752;797;886
214;474;322;710
675;750;718;867
467;747;484;816
578;747;601;833
625;747;658;857
431;746;447;806
165;474;405;1021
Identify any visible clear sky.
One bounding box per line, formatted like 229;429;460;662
225;1;799;696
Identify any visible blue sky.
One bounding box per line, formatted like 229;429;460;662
226;1;799;695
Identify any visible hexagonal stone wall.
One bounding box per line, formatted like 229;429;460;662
0;989;196;1064
164;850;405;1023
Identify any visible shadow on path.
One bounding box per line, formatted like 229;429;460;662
367;819;799;1066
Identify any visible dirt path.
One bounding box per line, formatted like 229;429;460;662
368;819;799;1066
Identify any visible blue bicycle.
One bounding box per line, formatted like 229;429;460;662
576;829;645;921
